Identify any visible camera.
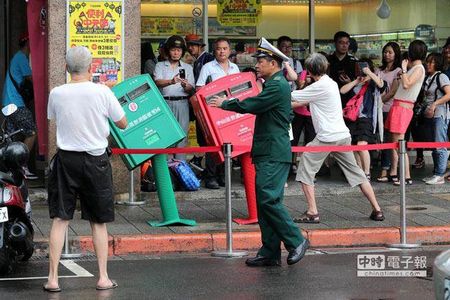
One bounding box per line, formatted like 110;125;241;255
179;69;186;79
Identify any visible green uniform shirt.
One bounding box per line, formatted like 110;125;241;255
221;70;293;163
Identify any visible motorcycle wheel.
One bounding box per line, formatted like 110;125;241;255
0;248;13;274
20;243;34;261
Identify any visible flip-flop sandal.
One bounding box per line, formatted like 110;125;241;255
376;176;389;183
294;211;320;223
43;285;61;293
96;280;118;291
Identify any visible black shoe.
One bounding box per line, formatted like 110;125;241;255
205;178;220;189
217;177;225;187
245;255;281;267
287;239;310;265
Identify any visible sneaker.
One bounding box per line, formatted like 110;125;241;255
23;167;38;180
189;156;204;172
425;175;445;185
422;176;434;183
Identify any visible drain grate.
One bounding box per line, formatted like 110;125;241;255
27;253;97;261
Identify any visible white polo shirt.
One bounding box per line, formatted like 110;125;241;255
196;59;240;87
154;60;195;97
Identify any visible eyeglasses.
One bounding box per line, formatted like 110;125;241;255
280;45;293;50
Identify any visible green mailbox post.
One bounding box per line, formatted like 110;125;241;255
109;74;196;227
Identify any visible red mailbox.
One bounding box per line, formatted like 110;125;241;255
191;72;259;163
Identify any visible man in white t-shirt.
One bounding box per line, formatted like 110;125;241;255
44;46;127;293
291;53;384;224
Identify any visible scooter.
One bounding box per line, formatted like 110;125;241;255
0;104;34;274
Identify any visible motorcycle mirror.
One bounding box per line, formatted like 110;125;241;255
2;104;17;117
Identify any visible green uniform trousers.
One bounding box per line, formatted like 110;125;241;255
255;161;304;259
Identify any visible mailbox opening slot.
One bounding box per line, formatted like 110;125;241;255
127;83;151;101
205;91;228;104
230;81;252;96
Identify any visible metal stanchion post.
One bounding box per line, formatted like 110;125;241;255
60;228;83;259
212;143;248;258
116;171;146;205
388;140;421;249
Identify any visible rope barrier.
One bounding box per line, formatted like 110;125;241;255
407;142;450;149
112;142;398;155
112;141;450;156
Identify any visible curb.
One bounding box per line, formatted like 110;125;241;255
34;225;450;256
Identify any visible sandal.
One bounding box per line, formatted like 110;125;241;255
365;174;371;181
294;211;320;224
393;178;412;186
376;176;389;183
369;210;385;221
389;175;399;183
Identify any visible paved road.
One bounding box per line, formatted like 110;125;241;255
0;246;443;299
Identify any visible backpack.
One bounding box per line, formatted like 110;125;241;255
167;159;200;191
343;83;369;121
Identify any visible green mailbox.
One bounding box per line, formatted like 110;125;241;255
109;74;186;170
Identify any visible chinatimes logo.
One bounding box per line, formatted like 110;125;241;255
357;254;427;277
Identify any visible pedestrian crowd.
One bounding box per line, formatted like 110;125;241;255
2;29;450;291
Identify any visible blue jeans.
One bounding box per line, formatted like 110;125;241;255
432;116;449;176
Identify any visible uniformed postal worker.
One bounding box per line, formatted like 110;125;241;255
210;38;309;267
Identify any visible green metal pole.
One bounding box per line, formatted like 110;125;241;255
147;154;196;227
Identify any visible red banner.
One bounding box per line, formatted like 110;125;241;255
27;0;48;155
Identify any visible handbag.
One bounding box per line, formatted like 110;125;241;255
342;83;369;122
167;159;200;191
8;69;34;106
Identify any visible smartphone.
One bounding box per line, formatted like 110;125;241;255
179;69;186;79
356;62;369;76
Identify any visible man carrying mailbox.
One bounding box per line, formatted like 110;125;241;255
210;38;309;267
154;35;195;160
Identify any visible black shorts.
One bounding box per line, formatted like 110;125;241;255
348;117;376;144
48;150;114;223
6;107;36;137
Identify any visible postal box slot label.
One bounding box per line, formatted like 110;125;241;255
127;82;151;101
230;81;252;96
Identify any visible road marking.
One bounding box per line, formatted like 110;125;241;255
60;260;93;277
0;259;93;281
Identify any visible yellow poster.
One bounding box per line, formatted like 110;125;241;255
217;0;262;26
67;1;123;84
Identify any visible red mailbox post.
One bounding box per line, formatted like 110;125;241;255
191;72;259;224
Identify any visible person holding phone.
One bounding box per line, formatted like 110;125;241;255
154;35;195;160
328;31;358;108
340;58;387;180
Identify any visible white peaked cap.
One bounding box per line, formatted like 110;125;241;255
252;37;290;62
